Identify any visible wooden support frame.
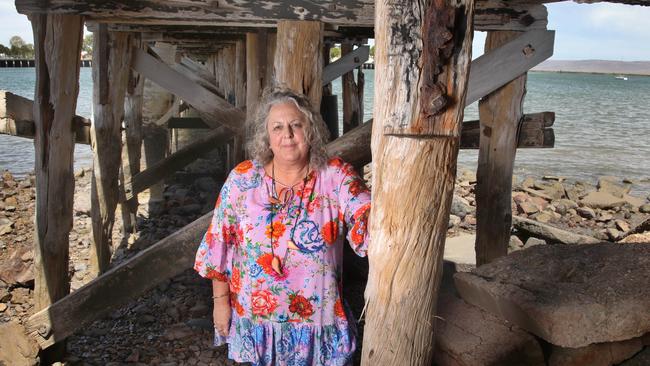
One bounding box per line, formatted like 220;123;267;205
475;31;528;266
341;42;362;133
89;31;134;275
362;0;474;364
322;45;370;84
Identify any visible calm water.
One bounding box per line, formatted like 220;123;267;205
1;68;649;194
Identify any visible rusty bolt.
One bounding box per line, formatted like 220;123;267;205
523;44;535;57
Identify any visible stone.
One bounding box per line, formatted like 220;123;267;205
0;303;6;312
524;237;546;248
640;204;650;213
581;191;627;209
125;349;140;363
443;234;477;266
0;248;34;286
597;176;631;198
454;243;650;348
577;206;596;219
10;288;31;304
189;302;209;317
619;232;650;244
548;336;645;366
517;201;539;215
622;194;645;208
4;196;18;207
186;318;213;331
508;235;524;253
535;181;566;200
435;281;545;366
164;323;194;341
534;212;553;223
606;227;620;240
448;214;461;228
559;199;579;209
619;346;650;366
597;212;614;222
512;216;600;245
0;224;12;235
451;195;474;219
521;177;536;189
0;321;39;366
522;187;553;201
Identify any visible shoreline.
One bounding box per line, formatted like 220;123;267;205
530;69;650;77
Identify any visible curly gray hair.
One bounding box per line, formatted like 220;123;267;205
247;87;330;168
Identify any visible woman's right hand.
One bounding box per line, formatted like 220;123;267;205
213;298;231;336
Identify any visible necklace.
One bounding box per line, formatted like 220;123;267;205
268;162;310;275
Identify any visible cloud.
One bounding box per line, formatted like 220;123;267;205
586;4;650;35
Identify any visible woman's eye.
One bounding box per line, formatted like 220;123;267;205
272;125;282;131
291;122;303;129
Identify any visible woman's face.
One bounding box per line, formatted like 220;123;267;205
266;101;310;166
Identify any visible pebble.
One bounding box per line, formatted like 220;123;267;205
0;303;7;312
577;207;596;219
524;237;547;248
639;204;650;213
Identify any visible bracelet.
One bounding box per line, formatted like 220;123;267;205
212;293;229;300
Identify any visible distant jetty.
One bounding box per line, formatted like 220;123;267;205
0;59;92;68
532;60;650;76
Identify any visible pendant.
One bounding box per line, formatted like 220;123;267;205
287;239;300;251
271;255;283;275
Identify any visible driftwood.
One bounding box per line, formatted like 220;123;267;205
512;216;600;245
475;31;528;266
362;0;474;365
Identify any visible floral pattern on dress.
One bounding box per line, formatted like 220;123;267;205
194;158;371;366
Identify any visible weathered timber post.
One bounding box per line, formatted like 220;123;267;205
120;34;145;235
274;20;323;109
361;0;474;364
232;40;246;163
246;30;269;122
31;12;83;312
474;31;527;266
341;42;362;133
321;41;339;140
89;28;133;275
142;42;174;212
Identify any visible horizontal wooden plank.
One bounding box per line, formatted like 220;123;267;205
322;46;369;84
467;30;555;105
17;0;551;31
0;90;92;144
167;117;209;129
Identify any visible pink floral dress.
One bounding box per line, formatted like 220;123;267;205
194;157;371;366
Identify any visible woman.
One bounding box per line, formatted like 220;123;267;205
194;87;371;365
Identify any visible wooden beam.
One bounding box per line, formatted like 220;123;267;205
131;47;245;133
362;0;474;364
89;31;133;276
466;29;554;106
120;35;145;235
322;45;370;84
30;11;83;320
17;0;550;31
274;20;323;109
341;43;362;133
475;31;527;266
245;30;268;122
24;115;375;349
461;112;555;149
0;90;91;144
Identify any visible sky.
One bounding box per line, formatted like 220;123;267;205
1;1;650;61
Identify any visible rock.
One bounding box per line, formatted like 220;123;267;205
195;177;218;193
543;175;566;182
619;346;650;366
522;187;553;201
606;228;620;241
189;302;209;317
4;196;18;207
581;191;626;210
640;204;650;214
534;212;553;224
435;282;545;366
454;243;650;348
597;176;631;198
513;216;600;245
183;204;202;214
517;201;540;215
0;223;12;235
548;336;645;366
524;237;546;248
462;215;476;226
521;177;536;189
619;232;650;244
458;170;477;184
534;181;565;200
622;194;645;208
559;199;579;209
577;207;596;219
164;323;194;341
448;214;461;228
0;321;39;366
555;203;568;215
451;195;474;219
186;318;213;331
10;288;31;304
508;235;524;253
615;220;631;233
125;349;140;363
597;212;614;222
443;234;477;266
0;248;34;286
0;303;6;312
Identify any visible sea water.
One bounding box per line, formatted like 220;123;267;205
1;68;649;194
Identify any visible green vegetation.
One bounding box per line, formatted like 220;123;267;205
330;46;341;61
0;36;35;59
370;45;375;59
82;34;93;56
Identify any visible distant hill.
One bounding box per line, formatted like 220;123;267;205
532;60;650;76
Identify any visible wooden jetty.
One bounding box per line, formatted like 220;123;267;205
1;0;648;364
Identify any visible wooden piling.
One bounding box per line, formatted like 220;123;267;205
274;20;323;109
475;31;527;266
89;29;133;275
31;12;83;313
341;42;361;133
361;0;475;364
